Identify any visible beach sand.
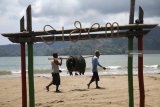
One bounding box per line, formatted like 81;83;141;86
0;74;160;107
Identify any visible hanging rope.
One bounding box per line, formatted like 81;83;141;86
105;22;112;38
42;25;56;45
88;23;100;39
62;26;65;41
69;21;82;42
111;22;119;37
42;21;120;43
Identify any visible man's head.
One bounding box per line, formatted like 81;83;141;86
95;50;101;57
53;53;58;58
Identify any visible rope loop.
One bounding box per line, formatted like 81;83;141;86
88;23;100;39
42;25;56;45
111;22;119;37
69;21;82;42
105;22;112;38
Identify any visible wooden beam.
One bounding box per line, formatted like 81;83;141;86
1;24;157;37
8;30;150;43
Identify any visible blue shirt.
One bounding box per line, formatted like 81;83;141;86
92;56;101;72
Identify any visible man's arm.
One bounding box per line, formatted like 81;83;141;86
97;60;106;70
54;58;62;66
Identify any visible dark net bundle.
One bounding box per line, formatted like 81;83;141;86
66;56;86;75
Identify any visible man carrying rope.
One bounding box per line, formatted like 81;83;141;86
46;53;62;92
87;50;106;89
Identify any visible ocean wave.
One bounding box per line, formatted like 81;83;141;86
11;70;21;74
105;66;128;70
0;70;12;75
144;65;159;68
1;64;160;75
10;68;69;74
106;65;160;70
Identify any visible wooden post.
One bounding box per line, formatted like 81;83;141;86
20;16;25;32
138;6;145;107
27;42;34;107
129;0;135;24
128;32;134;107
128;0;135;107
26;5;35;107
20;16;27;107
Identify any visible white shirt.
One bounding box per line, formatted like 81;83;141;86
51;61;59;73
92;56;101;72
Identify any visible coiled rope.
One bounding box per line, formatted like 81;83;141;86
42;21;119;44
111;22;119;37
42;25;56;45
69;21;82;42
88;23;100;39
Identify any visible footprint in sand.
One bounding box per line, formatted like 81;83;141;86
35;103;43;106
50;100;64;104
81;94;88;97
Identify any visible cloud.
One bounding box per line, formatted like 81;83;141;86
32;0;160;18
33;0;80;18
0;0;160;45
79;0;130;14
31;0;160;28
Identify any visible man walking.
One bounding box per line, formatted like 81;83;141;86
87;50;106;89
46;53;62;92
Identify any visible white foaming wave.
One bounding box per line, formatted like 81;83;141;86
106;66;127;70
11;70;21;74
107;65;160;70
59;68;68;72
144;65;159;68
9;64;160;74
107;66;121;69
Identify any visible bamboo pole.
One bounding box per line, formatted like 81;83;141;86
138;6;145;107
26;5;35;107
20;16;27;107
128;0;135;107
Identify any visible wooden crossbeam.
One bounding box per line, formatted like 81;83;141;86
8;30;150;43
1;24;157;38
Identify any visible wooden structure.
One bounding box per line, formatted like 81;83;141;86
1;1;157;107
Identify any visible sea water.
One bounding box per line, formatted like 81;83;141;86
0;54;160;77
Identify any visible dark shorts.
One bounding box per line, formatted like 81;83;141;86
52;73;60;85
91;72;99;81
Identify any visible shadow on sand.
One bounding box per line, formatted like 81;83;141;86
71;89;89;92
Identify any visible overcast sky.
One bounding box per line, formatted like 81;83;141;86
0;0;159;45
